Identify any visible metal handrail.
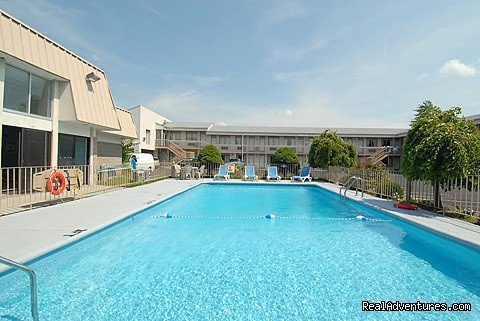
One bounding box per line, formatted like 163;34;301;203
339;176;365;200
0;256;39;321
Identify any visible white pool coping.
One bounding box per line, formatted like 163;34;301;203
1;178;479;273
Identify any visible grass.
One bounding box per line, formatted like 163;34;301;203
124;176;168;188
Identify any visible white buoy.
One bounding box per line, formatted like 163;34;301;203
355;215;365;221
265;213;276;219
161;213;172;218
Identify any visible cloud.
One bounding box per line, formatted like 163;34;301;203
180;90;197;96
269;39;326;63
265;1;307;24
416;73;429;81
439;59;476;76
147;83;408;128
273;69;322;81
190;75;228;87
135;0;168;19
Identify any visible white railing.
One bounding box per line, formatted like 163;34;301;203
315;166;480;218
0;163;172;216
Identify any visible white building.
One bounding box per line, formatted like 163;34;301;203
128;107;408;169
129;105;170;154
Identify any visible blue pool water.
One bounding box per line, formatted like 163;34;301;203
1;183;479;320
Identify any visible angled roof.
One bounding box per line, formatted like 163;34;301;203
165;122;214;130
0;10;120;130
105;107;138;138
207;125;408;137
466;114;480;124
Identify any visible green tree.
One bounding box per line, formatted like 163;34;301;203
198;144;224;164
121;139;134;163
401;101;480;207
272;146;300;164
308;130;358;168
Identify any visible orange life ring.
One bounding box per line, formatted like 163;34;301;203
394;202;418;210
47;171;66;196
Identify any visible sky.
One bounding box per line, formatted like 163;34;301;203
1;0;479;128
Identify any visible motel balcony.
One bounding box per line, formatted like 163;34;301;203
155;139;207;150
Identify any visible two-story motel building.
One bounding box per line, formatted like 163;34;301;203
0;10;137;176
130;106;408;170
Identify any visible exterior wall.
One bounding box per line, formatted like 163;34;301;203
95;141;121;166
162;128;405;169
0;11;137;169
130;105;169;152
0;10;120;130
95;132;122;166
2;110;52;132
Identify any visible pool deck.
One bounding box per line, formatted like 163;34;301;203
1;179;480;271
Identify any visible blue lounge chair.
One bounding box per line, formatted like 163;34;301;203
244;165;258;181
267;165;281;181
292;166;312;182
214;164;229;180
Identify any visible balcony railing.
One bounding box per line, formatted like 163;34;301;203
156;139;206;149
356;146;402;156
156;139;402;157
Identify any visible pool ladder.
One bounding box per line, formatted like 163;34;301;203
339;176;364;200
0;255;39;321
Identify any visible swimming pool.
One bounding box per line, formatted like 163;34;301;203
0;183;479;320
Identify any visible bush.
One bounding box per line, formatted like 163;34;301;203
229;164;245;179
365;177;404;200
198;144;223;164
308;130;357;168
272;147;300;165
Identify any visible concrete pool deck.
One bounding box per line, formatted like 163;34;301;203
1;179;480;271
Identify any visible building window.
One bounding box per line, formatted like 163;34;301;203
58;134;88;166
367;139;377;147
186;132;198;141
4;65;29;113
285;137;293;146
145;129;151;144
268;137;279;145
168;132;182;140
30;74;51;117
4;65;51;117
219;136;231;144
235;136;242;145
382;139;391;147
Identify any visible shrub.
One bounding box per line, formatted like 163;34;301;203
272;147;300;165
308;130;357;168
198;144;223;164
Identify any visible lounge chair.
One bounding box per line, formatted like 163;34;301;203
266;165;281;181
292;166;312;182
244;165;258;181
214;164;229;180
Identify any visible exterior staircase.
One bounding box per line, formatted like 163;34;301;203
367;146;389;165
158;141;188;164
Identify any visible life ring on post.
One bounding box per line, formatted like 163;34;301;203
47;171;66;196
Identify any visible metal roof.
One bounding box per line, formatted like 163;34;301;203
165;122;214;130
466;114;480;124
207;125;408;137
0;10;120;130
104;107;138;138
